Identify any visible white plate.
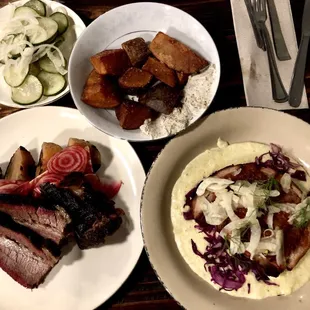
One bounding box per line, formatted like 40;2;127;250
0;0;86;109
69;2;220;142
0;106;145;310
141;107;310;310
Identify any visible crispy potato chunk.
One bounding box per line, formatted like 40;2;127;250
36;142;62;176
5;147;35;181
118;67;153;94
81;70;121;108
176;71;190;85
121;38;150;67
115;99;154;130
90;49;131;76
149;32;208;74
142;57;177;87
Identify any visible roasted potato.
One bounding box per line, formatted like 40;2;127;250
5;146;35;181
121;37;150;67
118;67;153;94
142;57;177;87
81;70;122;108
67;138;101;172
90;49;131;76
139;83;181;114
176;71;190;85
36;142;62;176
115;99;154;130
149;32;208;74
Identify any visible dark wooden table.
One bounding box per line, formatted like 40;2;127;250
1;0;310;309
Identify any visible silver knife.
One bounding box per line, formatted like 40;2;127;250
289;0;310;107
266;0;291;61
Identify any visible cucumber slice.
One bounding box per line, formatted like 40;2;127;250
4;60;29;87
29;62;41;76
50;12;68;35
28;17;58;45
13;6;39;18
39;56;57;73
11;75;43;105
37;71;66;96
23;0;46;16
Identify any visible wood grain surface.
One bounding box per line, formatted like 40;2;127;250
0;0;310;309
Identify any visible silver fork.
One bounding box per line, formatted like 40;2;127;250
252;0;288;103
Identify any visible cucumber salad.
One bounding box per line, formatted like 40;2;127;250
0;0;71;105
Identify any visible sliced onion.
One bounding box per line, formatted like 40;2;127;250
280;173;291;193
196;177;234;196
220;191;240;222
275;229;285;267
267;212;274;229
47;50;67;75
220;218;249;238
198;195;228;226
246;219;261;259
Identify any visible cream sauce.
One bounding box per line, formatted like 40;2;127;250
171;142;310;299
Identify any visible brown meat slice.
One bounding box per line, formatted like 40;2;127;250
149;32;208;74
285;225;310;270
121;37;150;66
90;49;131;76
177;71;190;85
118;67;153;94
254;255;285;277
81;70;121;108
142;57;177;87
214;163;268;182
139;83;181;114
115;99;154;130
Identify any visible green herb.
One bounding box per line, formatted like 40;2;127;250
293;202;310;229
256;177;280;210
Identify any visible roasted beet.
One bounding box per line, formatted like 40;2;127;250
139;83;181;114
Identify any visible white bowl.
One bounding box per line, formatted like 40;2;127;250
0;0;86;108
69;2;220;142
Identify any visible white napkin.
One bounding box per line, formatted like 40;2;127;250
230;0;309;109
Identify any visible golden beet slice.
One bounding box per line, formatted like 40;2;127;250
142;57;177;87
90;49;131;76
139;83;181;115
115;99;154;130
121;37;150;67
81;70;121;108
118;67;153;94
149;32;208;74
176;71;190;85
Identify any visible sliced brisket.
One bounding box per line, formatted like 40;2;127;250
40;183;123;249
0;194;71;244
0;212;60;288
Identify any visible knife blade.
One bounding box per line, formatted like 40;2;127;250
266;0;291;61
289;0;310;107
